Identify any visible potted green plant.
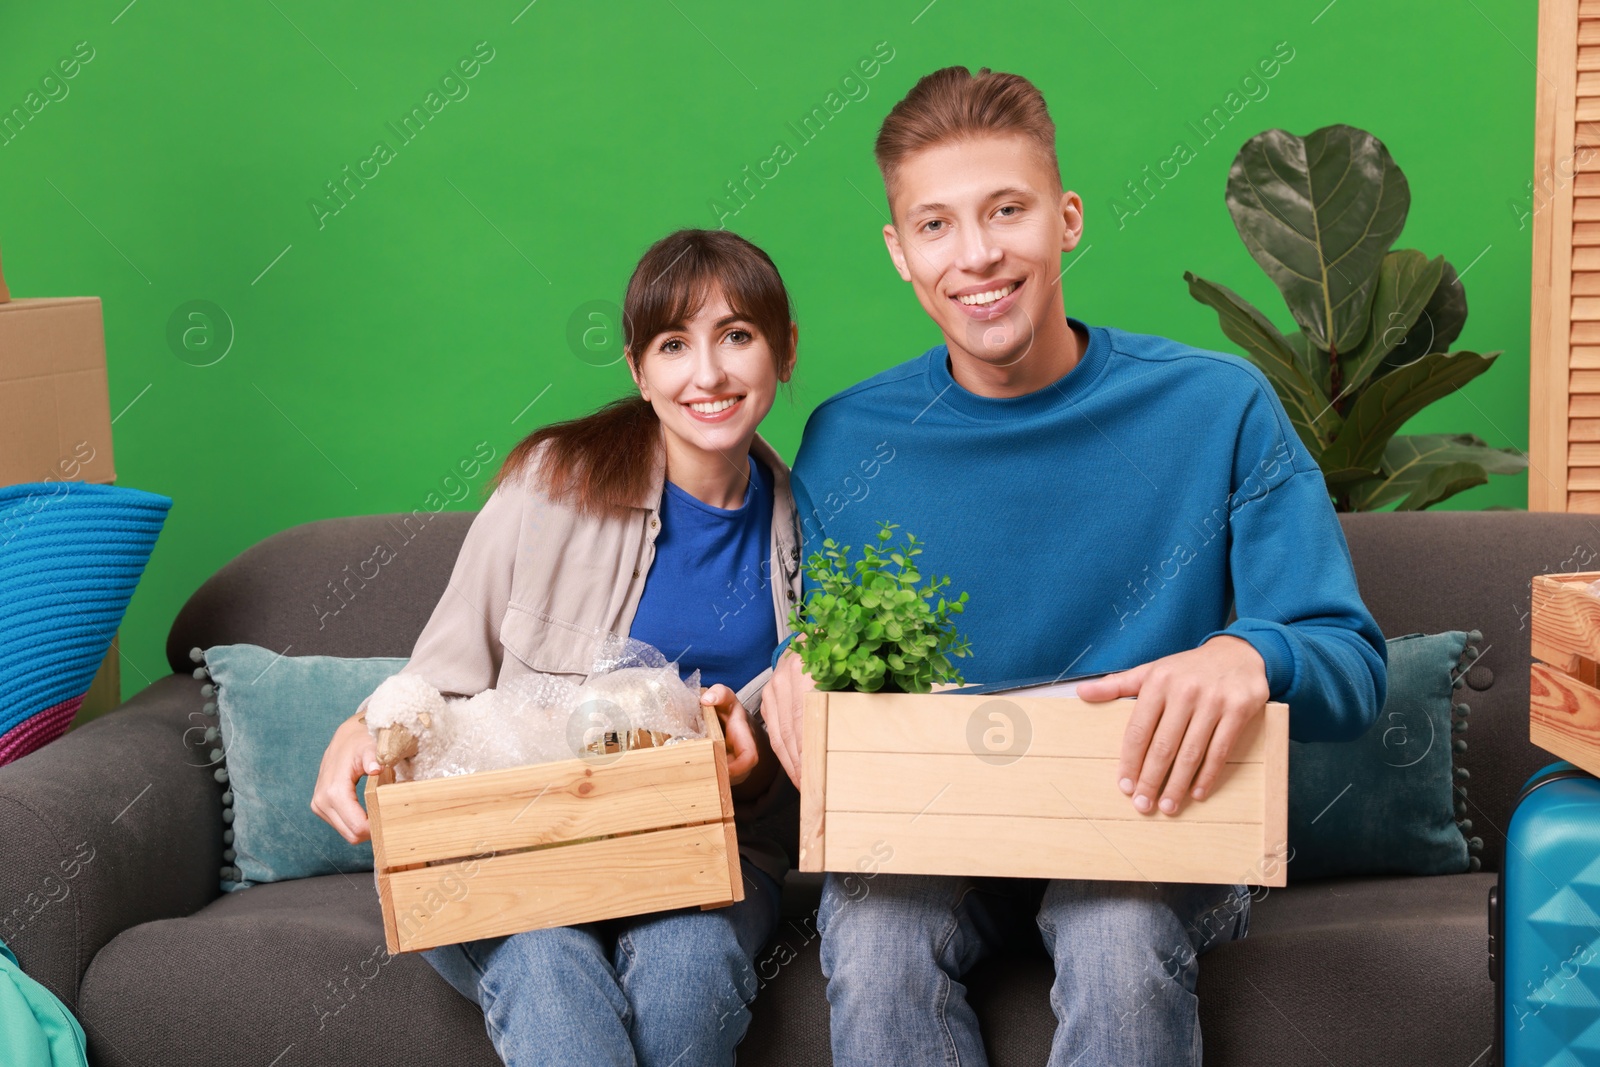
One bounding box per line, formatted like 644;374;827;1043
1184;123;1527;511
787;522;971;693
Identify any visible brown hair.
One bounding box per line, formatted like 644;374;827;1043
875;66;1061;208
492;229;796;513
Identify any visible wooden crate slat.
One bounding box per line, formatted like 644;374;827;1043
798;692;830;872
1531;571;1600;672
381;822;737;953
821;811;1274;886
1530;661;1600;778
370;740;725;867
822;691;1269;760
824;750;1264;823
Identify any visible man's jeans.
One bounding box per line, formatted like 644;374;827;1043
818;872;1251;1067
421;861;781;1067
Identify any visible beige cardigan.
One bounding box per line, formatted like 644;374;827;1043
359;431;803;883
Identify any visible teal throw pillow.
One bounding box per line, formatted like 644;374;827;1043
1287;630;1481;881
193;644;407;891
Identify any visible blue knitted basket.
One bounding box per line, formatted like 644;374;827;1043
0;481;172;766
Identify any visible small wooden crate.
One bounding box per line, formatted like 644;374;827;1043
1530;571;1600;777
799;691;1290;887
364;705;742;954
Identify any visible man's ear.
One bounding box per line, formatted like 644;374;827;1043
883;223;913;283
1059;190;1086;253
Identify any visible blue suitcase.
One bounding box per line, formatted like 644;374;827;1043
1488;760;1600;1065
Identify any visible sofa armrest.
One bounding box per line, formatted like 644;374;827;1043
0;672;222;1012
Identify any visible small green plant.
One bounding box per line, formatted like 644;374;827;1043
788;522;971;693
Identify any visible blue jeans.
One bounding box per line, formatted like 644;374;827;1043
422;861;781;1067
818;873;1251;1067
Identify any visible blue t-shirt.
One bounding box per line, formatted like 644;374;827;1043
630;454;778;692
784;316;1387;743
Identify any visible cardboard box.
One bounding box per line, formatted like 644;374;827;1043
799;691;1290;887
363;704;743;954
1529;571;1600;776
0;297;115;488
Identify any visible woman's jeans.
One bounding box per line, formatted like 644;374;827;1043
818;872;1252;1067
422;861;781;1067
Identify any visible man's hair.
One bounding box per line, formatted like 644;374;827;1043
874;66;1061;208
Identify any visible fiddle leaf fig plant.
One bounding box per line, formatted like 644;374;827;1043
788;522;971;693
1185;124;1526;511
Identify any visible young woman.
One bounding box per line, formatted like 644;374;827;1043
311;228;803;1067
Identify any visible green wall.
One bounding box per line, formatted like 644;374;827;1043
0;0;1537;700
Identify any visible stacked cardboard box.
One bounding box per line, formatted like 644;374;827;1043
0;248;123;722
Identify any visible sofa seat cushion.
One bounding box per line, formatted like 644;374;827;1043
76;875;497;1067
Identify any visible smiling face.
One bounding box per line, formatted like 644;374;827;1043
883;132;1084;391
631;286;793;474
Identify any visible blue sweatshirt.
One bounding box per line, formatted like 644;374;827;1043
785;317;1387;743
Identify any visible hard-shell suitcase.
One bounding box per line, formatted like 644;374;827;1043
1488;760;1600;1065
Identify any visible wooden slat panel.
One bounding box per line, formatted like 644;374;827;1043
1571;369;1600;390
1575;247;1600;270
825;750;1264;823
1575;321;1600;343
371;740;724;866
382;823;737;952
1582;69;1600;95
1569;490;1600;510
1574;345;1600;365
1574;297;1600;320
1574;273;1600;294
1576;198;1600;221
799;692;829;872
1581;44;1600;71
1570;443;1600;463
1580;173;1600;195
1577;222;1600;244
1584;0;1600;17
1571;417;1600;438
822;811;1271;886
822;691;1275;760
1572;394;1600;416
1568;466;1600;489
1530;661;1600;778
1583;20;1600;45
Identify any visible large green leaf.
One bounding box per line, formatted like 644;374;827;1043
1384;259;1467;370
1226;125;1410;355
1339;251;1445;394
1287;330;1330;395
1348;432;1529;510
1185;271;1338;455
1318;350;1499;477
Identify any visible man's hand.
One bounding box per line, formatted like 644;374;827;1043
1075;635;1269;817
763;644;816;788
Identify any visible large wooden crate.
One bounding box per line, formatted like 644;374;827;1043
1530;570;1600;776
364;704;742;954
799;691;1290;887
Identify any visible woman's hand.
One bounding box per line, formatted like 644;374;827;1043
311;713;382;845
700;684;781;801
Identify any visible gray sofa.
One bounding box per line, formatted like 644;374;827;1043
0;508;1571;1065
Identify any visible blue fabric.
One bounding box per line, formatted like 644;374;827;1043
203;644;406;890
787;316;1387;743
1287;631;1474;880
0;481;171;765
630;454;777;692
0;935;87;1066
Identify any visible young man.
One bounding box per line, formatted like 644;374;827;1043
761;67;1387;1066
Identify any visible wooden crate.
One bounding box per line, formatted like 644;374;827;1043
364;704;742;954
1530;571;1600;775
799;691;1290;887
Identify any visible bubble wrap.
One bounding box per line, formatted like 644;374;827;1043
370;636;705;782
